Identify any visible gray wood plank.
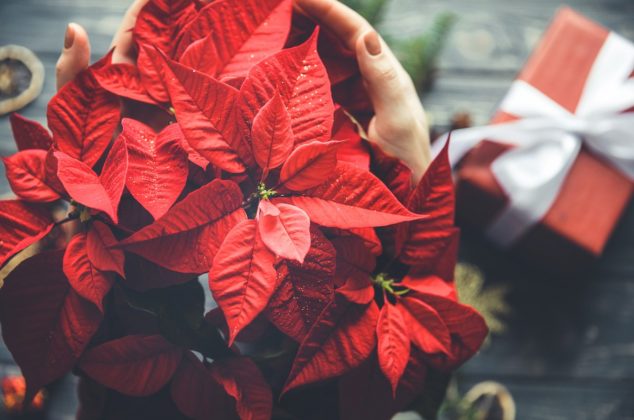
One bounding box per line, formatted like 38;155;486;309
457;378;634;420
458;202;634;380
382;0;634;124
460;272;634;379
0;0;129;55
0;1;633;418
382;0;634;72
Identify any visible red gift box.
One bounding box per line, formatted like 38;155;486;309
453;7;634;273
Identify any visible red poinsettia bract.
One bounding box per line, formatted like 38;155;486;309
0;0;487;418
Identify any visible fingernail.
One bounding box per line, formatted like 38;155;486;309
64;23;76;49
364;31;382;56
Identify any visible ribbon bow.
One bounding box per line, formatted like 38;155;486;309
433;32;634;246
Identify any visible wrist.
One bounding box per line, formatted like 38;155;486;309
402;128;431;184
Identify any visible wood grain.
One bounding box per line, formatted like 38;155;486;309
0;1;633;419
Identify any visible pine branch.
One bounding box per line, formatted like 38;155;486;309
391;12;457;92
340;0;390;25
454;263;511;337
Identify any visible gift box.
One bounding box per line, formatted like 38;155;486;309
448;7;634;273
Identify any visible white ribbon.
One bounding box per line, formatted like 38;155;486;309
433;32;634;246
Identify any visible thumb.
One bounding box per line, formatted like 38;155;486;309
56;23;91;90
110;0;149;64
355;30;430;181
354;30;417;118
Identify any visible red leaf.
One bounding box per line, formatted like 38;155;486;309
357;229;383;255
178;32;221;77
257;201;310;263
43;148;65;195
211;357;273;420
421;296;487;371
332;108;370;171
179;132;210;170
3;150;61;202
63;232;114;313
251;92;294;173
399;140;456;266
0;251;102;400
121;119;188;220
113;194;154;233
80;335;183;397
319;28;360;86
371;146;413;204
401;275;456;300
282;296;379;394
9;113;52;151
96;132;129;220
93;131;128;211
177;0;291;71
55;134;128;224
332;73;372;115
87;220;125;278
0;200;53;267
120;179;246;273
287;163;424;229
279;140;340;191
402;276;488;370
206;308;271;344
134;0;197;57
401;228;460;280
137;44;170;103
331;236;375;304
239;29;334;146
377;302;410;394
399;296;451;356
170;352;236;420
94;63;157;104
266;227;335;341
327;226;383;257
124;253;194;292
209;219;277;345
47;61;120;168
338;348;428;420
157;51;248;172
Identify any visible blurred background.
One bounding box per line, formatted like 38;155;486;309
0;0;633;419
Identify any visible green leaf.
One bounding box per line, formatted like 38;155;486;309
122;280;233;359
123;280;205;344
389;12;456;92
340;0;389;25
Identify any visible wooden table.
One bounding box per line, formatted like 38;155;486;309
0;0;633;419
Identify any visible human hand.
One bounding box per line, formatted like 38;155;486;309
53;1;149;239
55;0;149;90
56;0;431;181
295;0;431;182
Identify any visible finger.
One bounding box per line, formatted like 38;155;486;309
355;31;420;119
56;23;91;90
294;0;371;50
356;31;430;179
110;0;149;64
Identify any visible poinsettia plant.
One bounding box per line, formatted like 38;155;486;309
0;0;487;419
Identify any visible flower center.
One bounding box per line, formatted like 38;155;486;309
257;182;277;200
372;273;410;297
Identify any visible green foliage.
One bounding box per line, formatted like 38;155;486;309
341;0;456;92
123;280;232;359
390;12;456;92
454;263;510;337
341;0;389;25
